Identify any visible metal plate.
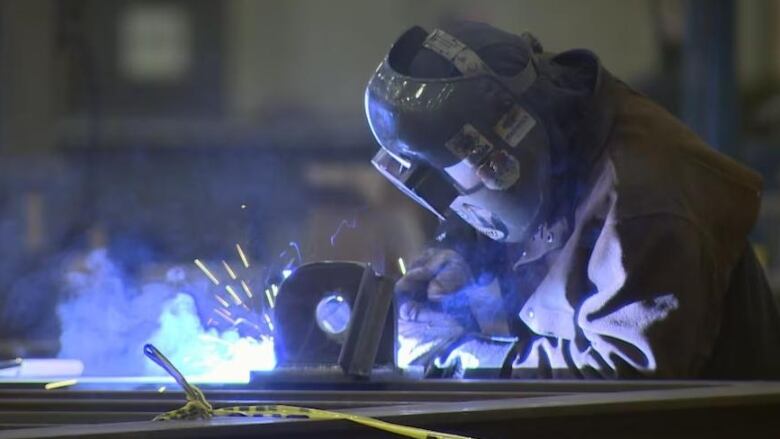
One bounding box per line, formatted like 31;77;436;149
0;380;779;438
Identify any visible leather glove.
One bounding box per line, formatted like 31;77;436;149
396;301;465;368
395;248;473;302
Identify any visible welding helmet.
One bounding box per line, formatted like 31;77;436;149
366;24;550;243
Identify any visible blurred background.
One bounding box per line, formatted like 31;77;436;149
0;0;779;373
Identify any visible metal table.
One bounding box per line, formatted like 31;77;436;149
0;379;778;438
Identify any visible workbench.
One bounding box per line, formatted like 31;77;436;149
0;379;778;438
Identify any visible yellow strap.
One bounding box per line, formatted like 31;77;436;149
145;344;476;438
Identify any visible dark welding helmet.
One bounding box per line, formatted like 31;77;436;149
366;25;550;243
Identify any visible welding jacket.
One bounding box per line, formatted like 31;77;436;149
498;70;780;380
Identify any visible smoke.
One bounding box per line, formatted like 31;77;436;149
147;293;275;381
57;248;275;381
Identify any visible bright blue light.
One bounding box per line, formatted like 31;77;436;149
57;249;276;381
281;268;293;279
315;294;351;336
147;293;276;382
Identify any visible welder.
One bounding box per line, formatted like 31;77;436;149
365;21;780;379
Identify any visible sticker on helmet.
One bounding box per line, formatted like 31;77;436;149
495;105;536;148
445;124;494;167
423;30;490;76
452;202;508;241
476;150;520;190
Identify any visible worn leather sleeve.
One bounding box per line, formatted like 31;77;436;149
512;212;721;379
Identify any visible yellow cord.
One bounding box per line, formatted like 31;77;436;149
144;344;476;439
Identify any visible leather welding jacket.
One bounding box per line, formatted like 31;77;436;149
502;70;780;380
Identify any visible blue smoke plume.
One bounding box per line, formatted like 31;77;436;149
57;249;274;381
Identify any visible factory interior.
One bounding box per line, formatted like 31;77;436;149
1;0;780;437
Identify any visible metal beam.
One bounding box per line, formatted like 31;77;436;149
0;381;779;438
681;0;738;155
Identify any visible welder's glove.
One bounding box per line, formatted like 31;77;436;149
396;300;465;368
395;248;473;302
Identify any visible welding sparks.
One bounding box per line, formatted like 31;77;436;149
225;285;243;305
240;280;253;299
45;379;77;390
398;257;407;275
414;83;427;99
288;241;303;264
281;268;293;279
215;308;236;324
233;317;263;332
222;260;238;280
214;294;230;308
270;284;279;297
264;288;275;308
194;259;220;285
235;244;250;268
263;313;274;331
330;217;358;246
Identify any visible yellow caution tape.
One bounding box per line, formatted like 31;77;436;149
144;344;476;439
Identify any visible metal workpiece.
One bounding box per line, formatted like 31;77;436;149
273;261;396;377
0;380;779;438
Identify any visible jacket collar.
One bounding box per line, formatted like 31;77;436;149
512;57;618;268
